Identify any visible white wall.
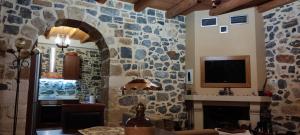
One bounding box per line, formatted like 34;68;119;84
186;8;266;96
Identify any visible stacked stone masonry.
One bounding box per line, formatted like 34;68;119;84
0;0;186;134
263;1;300;134
38;45;103;101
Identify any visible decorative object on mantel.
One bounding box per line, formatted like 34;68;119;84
55;34;70;51
218;87;233;96
6;37;37;135
261;78;272;97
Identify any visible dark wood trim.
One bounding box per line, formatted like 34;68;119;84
134;0;152;12
25;52;38;135
200;55;251;88
181;0;212;15
166;0;198;18
95;0;107;4
209;0;253;16
257;0;296;12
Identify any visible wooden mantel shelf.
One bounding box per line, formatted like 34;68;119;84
185;95;271;103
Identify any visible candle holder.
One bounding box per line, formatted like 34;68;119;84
6;38;32;135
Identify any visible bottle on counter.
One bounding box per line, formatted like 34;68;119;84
89;93;96;104
125;103;155;135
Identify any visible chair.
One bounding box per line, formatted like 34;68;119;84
61;103;105;133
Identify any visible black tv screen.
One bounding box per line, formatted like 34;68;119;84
205;60;246;83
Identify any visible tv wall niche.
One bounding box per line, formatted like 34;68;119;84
200;55;251;88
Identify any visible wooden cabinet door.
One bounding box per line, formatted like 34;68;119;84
63;54;80;80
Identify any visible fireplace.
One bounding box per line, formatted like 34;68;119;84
203;105;250;129
184;95;271;130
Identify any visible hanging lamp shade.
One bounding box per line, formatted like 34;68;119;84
121;78;162;91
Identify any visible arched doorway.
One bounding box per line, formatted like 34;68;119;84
26;19;110;134
52;19;110;105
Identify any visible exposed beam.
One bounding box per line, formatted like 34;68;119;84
231;0;269;12
95;0;107;4
68;28;78;39
81;34;90;43
134;0;152;12
119;0;139;3
181;0;212;15
209;0;253;16
257;0;296;13
166;0;199;18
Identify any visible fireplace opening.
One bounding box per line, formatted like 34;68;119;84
203;105;250;129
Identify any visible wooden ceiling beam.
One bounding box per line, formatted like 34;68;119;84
166;0;199;18
68;28;78;39
181;0;212;15
134;0;152;12
95;0;107;4
119;0;139;3
209;0;253;16
257;0;296;13
81;34;90;43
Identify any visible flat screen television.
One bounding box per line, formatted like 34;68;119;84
201;55;251;88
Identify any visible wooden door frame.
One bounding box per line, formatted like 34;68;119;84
25;42;39;135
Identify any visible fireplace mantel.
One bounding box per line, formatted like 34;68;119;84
185;95;271;103
185;95;271;130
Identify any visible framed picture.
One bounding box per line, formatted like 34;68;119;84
201;17;218;27
219;25;228;33
230;15;248;25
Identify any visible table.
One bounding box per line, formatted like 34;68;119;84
78;126;175;135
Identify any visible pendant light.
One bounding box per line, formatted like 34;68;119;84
120;63;162;92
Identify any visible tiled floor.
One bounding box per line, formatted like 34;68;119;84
36;129;81;135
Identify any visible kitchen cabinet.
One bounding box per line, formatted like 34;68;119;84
63;52;80;80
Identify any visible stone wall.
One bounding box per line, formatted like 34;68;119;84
0;0;186;134
38;44;102;101
263;1;300;134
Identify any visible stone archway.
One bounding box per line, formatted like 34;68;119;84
50;19;110;106
26;8;111;127
2;1;187;133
